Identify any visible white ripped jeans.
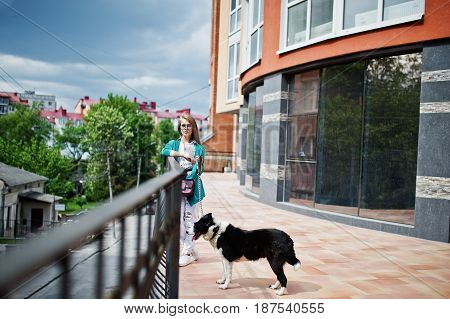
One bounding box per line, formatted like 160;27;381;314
180;197;200;255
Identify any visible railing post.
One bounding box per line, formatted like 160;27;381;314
166;179;181;299
60;255;71;299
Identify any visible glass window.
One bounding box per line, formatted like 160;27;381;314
315;62;365;216
311;0;334;39
230;12;237;32
237;7;241;28
227;42;240;100
229;0;242;34
282;0;424;52
246;89;262;194
359;53;422;225
252;0;260;28
287;1;307;47
248;0;263;65
285;70;320;207
227;80;234;100
258;26;263;58
383;0;423;20
250;31;258;64
228;45;235;77
284;53;421;225
259;0;264;21
235;43;240;76
344;0;378;29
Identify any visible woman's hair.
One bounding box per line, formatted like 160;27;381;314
177;112;201;144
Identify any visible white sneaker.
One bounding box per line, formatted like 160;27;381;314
179;251;199;267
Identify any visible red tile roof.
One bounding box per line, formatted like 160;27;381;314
0;91;28;105
40;107;84;122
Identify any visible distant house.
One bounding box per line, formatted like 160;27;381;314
40;106;84;131
73;96;101;115
151;107;208;134
0;162;61;238
135;98;208;133
74;95;209;134
19;90;57;110
0;92;28;116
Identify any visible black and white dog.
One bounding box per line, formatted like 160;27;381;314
191;213;301;296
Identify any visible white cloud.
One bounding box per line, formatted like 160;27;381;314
0;54;61;77
0;1;212;115
124;75;186;88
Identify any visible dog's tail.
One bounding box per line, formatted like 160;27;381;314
287;256;301;271
293;260;301;271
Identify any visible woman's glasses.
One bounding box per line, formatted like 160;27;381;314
181;124;192;128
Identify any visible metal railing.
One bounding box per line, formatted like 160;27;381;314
0;157;184;299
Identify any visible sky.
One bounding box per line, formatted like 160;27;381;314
0;0;212;116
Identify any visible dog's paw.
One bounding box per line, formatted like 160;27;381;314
218;284;229;290
276;287;287;296
216;278;226;284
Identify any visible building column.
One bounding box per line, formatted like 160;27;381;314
259;74;289;204
237;107;248;185
414;42;450;242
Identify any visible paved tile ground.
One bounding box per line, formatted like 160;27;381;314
179;173;450;299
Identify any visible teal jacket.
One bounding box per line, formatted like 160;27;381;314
161;139;206;206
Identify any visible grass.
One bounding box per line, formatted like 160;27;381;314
0;238;25;244
61;198;101;216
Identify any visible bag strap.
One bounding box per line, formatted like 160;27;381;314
198;175;204;216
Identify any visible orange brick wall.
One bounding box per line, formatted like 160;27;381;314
204;0;236;172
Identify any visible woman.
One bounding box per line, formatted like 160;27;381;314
161;112;205;267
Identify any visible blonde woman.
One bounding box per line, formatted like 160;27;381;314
161;112;205;266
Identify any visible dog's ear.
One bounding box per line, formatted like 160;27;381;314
205;212;212;218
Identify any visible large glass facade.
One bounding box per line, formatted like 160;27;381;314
283;52;422;224
359;53;421;224
315;62;364;216
285;70;320;207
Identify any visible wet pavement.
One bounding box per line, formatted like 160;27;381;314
6;215;150;298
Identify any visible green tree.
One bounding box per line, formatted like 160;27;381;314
153;119;179;173
84;100;132;202
0;104;51;144
74;195;87;209
0;139;74;196
0;104;74;196
129;111;156;187
54;120;87;163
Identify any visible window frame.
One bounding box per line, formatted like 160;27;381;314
246;0;264;68
227;40;241;102
279;0;424;54
229;0;242;36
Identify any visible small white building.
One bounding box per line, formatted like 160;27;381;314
19;91;57;110
0;163;61;238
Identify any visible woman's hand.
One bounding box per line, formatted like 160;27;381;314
182;152;194;163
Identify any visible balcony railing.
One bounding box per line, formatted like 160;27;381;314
0;157;184;299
